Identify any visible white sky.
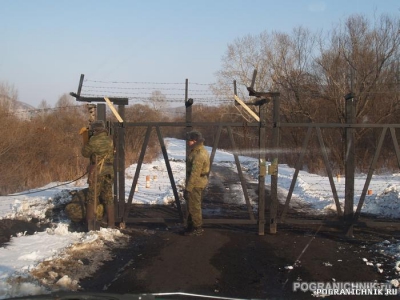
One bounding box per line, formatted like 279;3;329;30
0;0;398;107
1;138;400;298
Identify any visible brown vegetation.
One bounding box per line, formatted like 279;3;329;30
213;13;400;174
0;95;166;195
1;13;399;194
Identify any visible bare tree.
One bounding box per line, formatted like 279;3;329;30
0;82;18;111
124;103;165;164
38;99;51;110
316;14;400;124
147;90;168;113
213;13;400;173
55;93;75;108
212;32;274;102
314;14;400;171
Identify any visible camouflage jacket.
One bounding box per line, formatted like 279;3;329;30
82;131;114;176
186;142;210;192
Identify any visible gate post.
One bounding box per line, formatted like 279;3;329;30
185;78;193;151
258;102;267;235
344;92;356;236
269;94;280;234
116;105;125;222
184;79;192;226
97;104;106;122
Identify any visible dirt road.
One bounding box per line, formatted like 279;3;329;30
78;222;399;300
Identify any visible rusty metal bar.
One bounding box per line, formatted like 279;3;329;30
280;127;313;221
123;121;400;129
124;121;259;127
278;123;400;128
316;127;342;216
77;74;84;96
125;217;258;225
390;127;400;169
227;126;255;221
123;126;153;222
353;127;388;221
155;125;184;222
70;92;128;105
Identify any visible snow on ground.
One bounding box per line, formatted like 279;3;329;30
0;138;400;298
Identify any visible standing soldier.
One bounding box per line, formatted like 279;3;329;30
81;120;115;231
183;130;210;236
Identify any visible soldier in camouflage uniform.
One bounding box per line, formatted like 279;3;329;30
183;130;210;236
81;120;115;231
65;188;104;223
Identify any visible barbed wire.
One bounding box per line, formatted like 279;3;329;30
2;104;86;117
82;89;215;96
82;85;224;93
84;80;214;86
79;93;234;103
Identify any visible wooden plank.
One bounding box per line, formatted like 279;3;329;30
104;97;124;123
234;95;260;122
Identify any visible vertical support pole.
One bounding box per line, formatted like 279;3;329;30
258;102;267;235
344;93;355;236
233;80;240;111
269;94;280;234
97;104;106;122
113;123;119;217
77;74;84;96
92;155;99;230
185;79;193;181
185;79;193;139
184;79;192;226
117;105;125;222
250;70;257;90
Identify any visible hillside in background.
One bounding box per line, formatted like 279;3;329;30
0;95;36;120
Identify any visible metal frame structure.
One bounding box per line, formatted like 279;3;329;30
71;72;400;236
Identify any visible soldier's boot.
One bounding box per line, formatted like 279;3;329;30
184;226;204;236
100;210;108;227
86;203;100;231
106;204;116;229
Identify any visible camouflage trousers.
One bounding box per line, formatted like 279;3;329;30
87;174;114;205
186;187;204;228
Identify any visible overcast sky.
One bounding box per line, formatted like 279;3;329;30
0;0;399;108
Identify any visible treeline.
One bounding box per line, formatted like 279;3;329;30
211;13;400;174
1;13;399;194
0;96;171;195
0;97;86;195
1;92;400;196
